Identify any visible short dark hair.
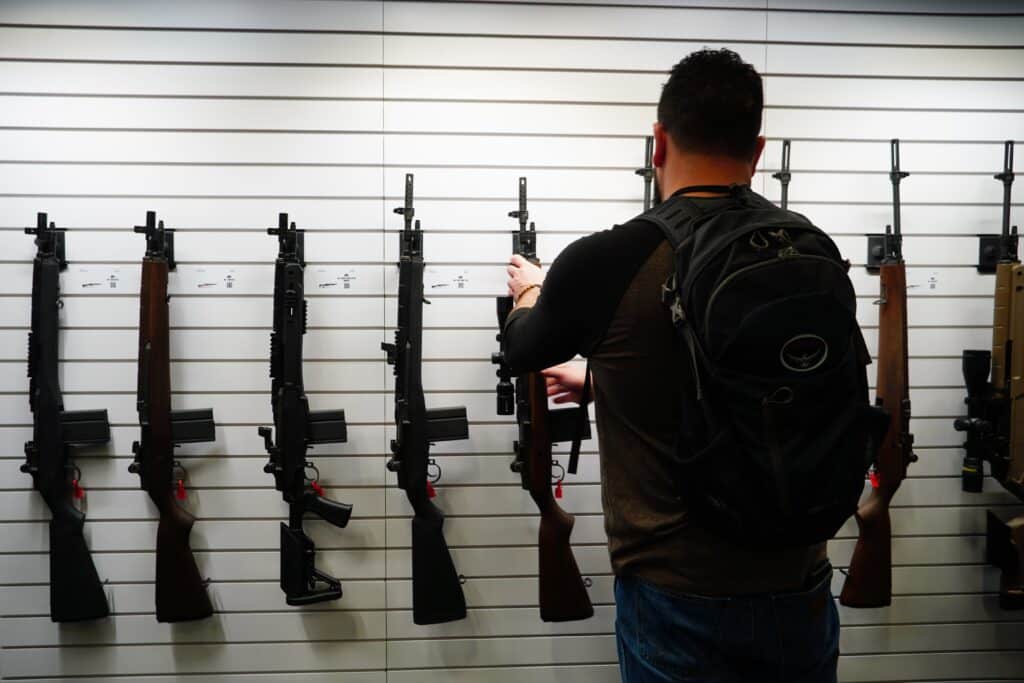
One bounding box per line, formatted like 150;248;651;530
657;48;763;161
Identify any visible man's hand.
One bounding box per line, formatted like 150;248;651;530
507;254;544;308
542;363;590;404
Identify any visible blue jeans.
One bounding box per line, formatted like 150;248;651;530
614;568;839;683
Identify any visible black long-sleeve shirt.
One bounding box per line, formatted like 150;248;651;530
504;197;826;597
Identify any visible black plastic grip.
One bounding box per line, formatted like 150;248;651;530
305;492;353;529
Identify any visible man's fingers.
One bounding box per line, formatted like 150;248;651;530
509;254;526;267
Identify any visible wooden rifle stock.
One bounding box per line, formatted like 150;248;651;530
841;261;911;607
131;214;215;622
493;177;592;621
526;374;594;622
841;141;915;608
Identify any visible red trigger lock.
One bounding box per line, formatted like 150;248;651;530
426;481;437;499
554;481;563;499
311;480;325;497
175;479;187;500
868;470;880;489
72;479;85;500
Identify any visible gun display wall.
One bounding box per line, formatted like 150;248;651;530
4;2;1024;680
14;143;1024;632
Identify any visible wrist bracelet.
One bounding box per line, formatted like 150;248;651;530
515;283;541;304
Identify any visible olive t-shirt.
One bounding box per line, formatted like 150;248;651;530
503;195;826;596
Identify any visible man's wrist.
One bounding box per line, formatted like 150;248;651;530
514;284;541;309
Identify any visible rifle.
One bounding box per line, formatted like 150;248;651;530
21;213;111;623
130;211;217;622
491;178;594;622
840;139;917;608
258;214;352;606
954;140;1024;609
773;139;792;210
635;136;661;212
382;174;470;625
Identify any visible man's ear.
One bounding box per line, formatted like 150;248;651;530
751;135;767;172
653;122;668;168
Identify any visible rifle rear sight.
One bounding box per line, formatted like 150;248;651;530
25;213;67;269
133;210;176;269
269;213;305;266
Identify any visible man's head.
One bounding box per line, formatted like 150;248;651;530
654;49;765;177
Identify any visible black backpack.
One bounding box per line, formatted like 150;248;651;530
638;184;889;548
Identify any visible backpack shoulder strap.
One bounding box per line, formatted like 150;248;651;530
635;184;740;248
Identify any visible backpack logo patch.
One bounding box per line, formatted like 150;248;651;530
780;334;829;373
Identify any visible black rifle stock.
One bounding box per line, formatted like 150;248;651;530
635;136;661;212
383;174;469;624
130;211;216;622
840;140;916;608
259;213;352;606
22;213;111;622
954;141;1024;608
492;177;593;622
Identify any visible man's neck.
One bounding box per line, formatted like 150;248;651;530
660;153;754;198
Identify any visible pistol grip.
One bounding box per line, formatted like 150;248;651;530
305;493;353;528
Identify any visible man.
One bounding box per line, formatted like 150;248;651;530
502;49;839;683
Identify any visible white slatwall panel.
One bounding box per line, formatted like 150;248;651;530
1;1;1022;681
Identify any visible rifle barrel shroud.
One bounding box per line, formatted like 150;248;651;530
491;177;594;622
840;139;916;608
130;211;217;623
954;140;1024;609
259;213;352;606
383;174;470;625
22;213;112;623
